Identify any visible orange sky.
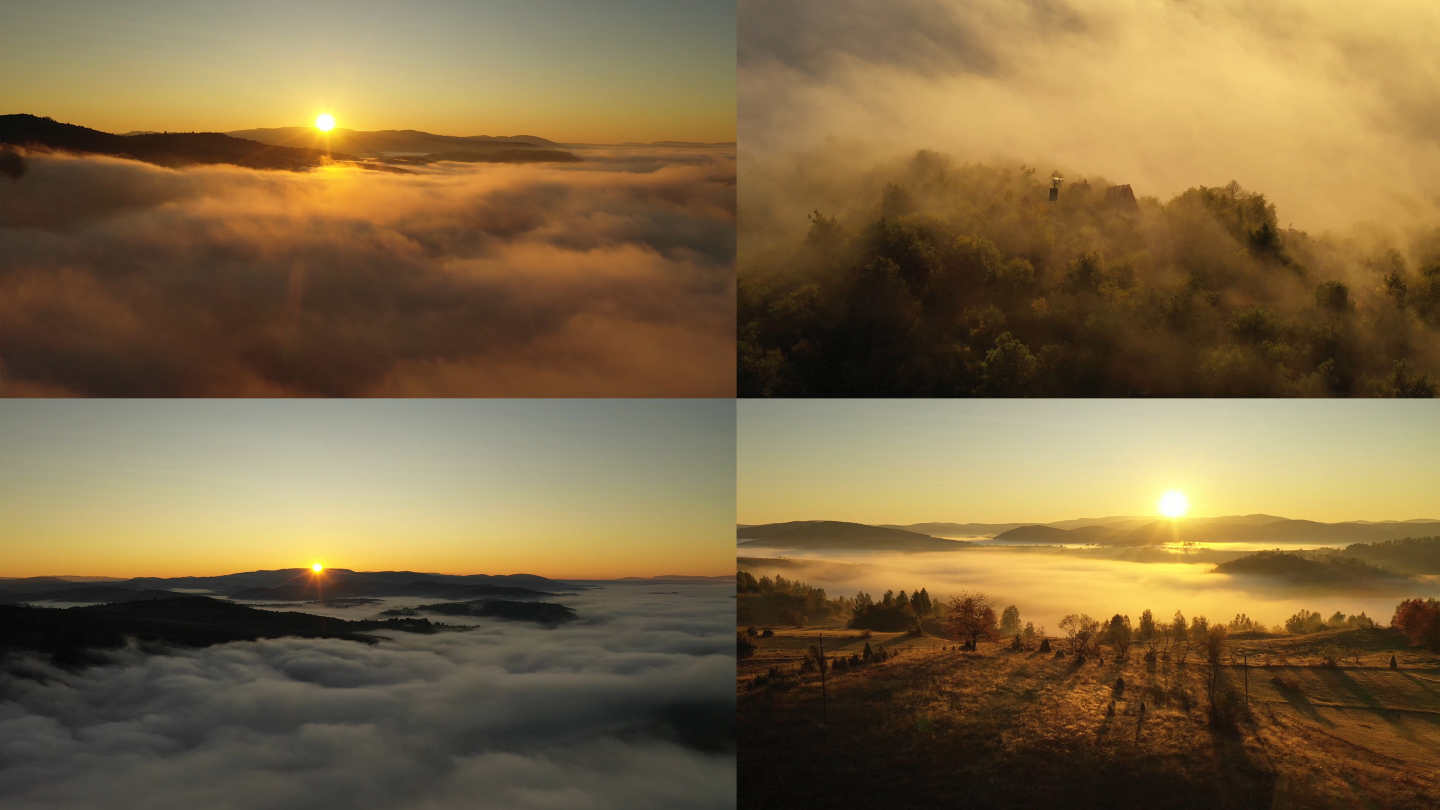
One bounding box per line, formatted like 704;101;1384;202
0;400;735;579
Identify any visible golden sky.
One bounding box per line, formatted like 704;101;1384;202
0;400;735;579
739;400;1440;526
0;0;735;143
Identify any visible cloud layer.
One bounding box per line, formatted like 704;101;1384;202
0;148;735;396
0;586;735;810
740;0;1440;233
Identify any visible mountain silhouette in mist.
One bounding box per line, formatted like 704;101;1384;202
0;568;576;604
741;516;1440;552
1;114;362;171
737;520;972;551
226;126;558;155
0;596;455;668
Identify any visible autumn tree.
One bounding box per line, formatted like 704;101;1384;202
1392;598;1440;652
947;591;1000;650
1059;613;1101;657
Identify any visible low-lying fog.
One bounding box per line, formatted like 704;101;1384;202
0;585;735;810
739;546;1439;633
0;145;735;396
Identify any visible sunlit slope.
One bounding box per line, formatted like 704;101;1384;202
739;624;1440;809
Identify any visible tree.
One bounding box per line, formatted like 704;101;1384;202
896;590;910;609
1392;598;1440;652
738;633;757;659
1206;624;1228;708
1022;622;1037;649
1000;605;1021;637
882;590;895;607
1138;609;1158;658
1190;615;1210;642
1059;614;1100;656
947;592;1000;650
1105;614;1133;659
914;588;932;617
1172;610;1190;663
737;571;760;593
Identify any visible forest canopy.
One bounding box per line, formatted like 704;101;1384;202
739;151;1440;397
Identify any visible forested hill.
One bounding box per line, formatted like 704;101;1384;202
740;151;1440;397
1;114;361;170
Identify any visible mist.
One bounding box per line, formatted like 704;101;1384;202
0;585;734;810
739;0;1440;233
0;147;735;396
738;546;1435;636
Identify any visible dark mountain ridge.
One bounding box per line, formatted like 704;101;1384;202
0;596;457;668
2;114;360;171
738;521;971;551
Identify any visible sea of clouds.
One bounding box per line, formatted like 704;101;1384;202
0;585;735;810
0;147;735;396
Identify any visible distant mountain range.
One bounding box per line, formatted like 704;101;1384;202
0;114;581;172
737;521;971;551
225;126;557;154
2;114;361;171
739;516;1440;552
0;568;577;605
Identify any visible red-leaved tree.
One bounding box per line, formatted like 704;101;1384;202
947;592;999;649
1392;598;1440;652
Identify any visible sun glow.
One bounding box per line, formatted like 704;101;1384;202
1158;490;1190;518
314;113;335;132
312;563;324;572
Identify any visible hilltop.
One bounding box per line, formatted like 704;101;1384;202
1;114;362;171
738;521;971;552
739;622;1440;809
1212;550;1413;591
0;596;459;668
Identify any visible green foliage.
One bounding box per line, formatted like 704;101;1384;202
736;571;847;627
739;152;1440;396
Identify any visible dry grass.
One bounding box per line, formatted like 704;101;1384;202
739;623;1440;809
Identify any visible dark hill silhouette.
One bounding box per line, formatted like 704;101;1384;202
990;524;1074;544
1;114;361;170
228;571;551;602
382;149;582;166
225;126;557;155
880;522;1029;536
387;600;578;625
737;520;969;551
1212;550;1410;589
0;596;456;668
0;586;182;604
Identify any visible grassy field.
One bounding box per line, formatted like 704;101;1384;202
739;622;1440;809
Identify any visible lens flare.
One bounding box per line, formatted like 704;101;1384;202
312;563;324;572
314;114;335;132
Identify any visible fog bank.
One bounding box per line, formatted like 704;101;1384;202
0;586;735;810
0;147;735;396
740;0;1440;233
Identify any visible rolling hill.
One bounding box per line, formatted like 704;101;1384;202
2;114;361;170
224;126;557;155
0;596;456;667
737;521;970;551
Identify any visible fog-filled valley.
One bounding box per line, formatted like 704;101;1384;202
0;583;735;810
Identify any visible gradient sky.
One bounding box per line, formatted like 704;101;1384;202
0;0;734;143
0;400;734;579
739;400;1440;526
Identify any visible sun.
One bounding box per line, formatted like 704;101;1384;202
1158;490;1190;518
312;563;324;572
314;113;335;132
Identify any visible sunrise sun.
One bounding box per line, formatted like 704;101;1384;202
314;113;335;132
312;563;324;572
1158;490;1190;518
